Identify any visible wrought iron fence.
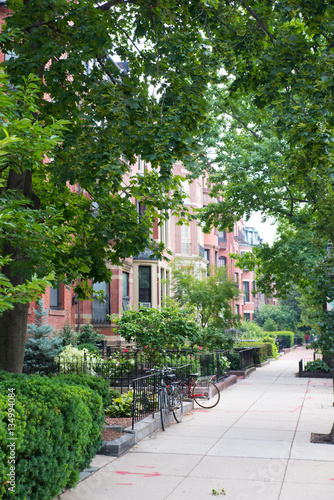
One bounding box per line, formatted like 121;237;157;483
100;347;229;392
131;364;192;428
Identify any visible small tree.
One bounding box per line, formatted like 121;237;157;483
114;305;201;353
56;318;77;346
23;300;62;374
172;261;239;329
76;322;105;349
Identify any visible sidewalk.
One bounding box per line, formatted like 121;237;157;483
60;347;334;500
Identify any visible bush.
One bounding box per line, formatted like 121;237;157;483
238;321;266;339
105;391;133;417
201;326;236;351
304;360;331;373
227;352;240;370
77;343;101;355
271;331;294;348
0;372;104;499
76;322;105;348
23;300;62;374
236;342;276;363
56;320;77;346
56;345;101;375
51;373;111;407
109;388;121;401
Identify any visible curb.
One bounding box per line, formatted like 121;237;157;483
97;400;194;458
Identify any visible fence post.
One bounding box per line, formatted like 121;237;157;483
299;359;303;375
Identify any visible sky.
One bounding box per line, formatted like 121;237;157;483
245;212;277;245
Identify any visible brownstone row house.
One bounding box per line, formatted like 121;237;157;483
26;159;276;344
0;3;276;345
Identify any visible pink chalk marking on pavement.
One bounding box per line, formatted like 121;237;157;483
116;471;161;478
289;406;302;412
136;466;156;468
116;483;133;486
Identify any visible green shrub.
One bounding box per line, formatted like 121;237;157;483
105;391;133;417
109;388;121;401
304;360;331;373
51;373;111;407
227;352;240;370
77;343;101;355
0;372;104;499
75;322;105;348
271;331;295;348
236;342;275;363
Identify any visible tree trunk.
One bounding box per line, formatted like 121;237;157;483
0;302;29;373
0;168;38;373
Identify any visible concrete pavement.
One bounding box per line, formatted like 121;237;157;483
59;347;334;500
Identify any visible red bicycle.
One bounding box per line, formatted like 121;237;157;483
179;373;220;408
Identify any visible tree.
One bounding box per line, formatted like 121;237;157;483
197;0;334;319
0;0;230;372
172;262;239;329
114;305;201;352
23;299;62;374
253;304;299;333
0;70;70;373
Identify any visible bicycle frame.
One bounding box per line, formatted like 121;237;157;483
181;375;215;399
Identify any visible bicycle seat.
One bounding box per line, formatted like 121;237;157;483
165;373;176;379
190;373;199;378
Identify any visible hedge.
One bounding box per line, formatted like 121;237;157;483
0;371;104;500
50;373;111;407
271;331;295;348
236;342;275;364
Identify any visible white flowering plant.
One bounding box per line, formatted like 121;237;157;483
219;355;231;373
56;345;100;375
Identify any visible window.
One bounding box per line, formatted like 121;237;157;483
166;270;170;296
236;304;239;315
244;312;250;321
235;273;239;288
180;179;189;198
137;201;147;231
122;272;129;311
215;251;218;267
139;266;151;307
181;224;190;254
50;287;60;310
219;256;226;267
205;249;210;276
243;281;250;303
92;282;110;323
138;155;146;173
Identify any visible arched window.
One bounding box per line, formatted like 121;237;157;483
219;256;226;267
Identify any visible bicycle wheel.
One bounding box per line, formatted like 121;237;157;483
159;388;168;431
192;382;220;409
172;385;183;423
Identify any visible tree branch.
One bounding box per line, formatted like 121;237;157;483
217;104;261;140
236;0;276;46
95;56;117;84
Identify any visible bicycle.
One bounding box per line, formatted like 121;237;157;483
153;368;183;431
179;373;220;409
